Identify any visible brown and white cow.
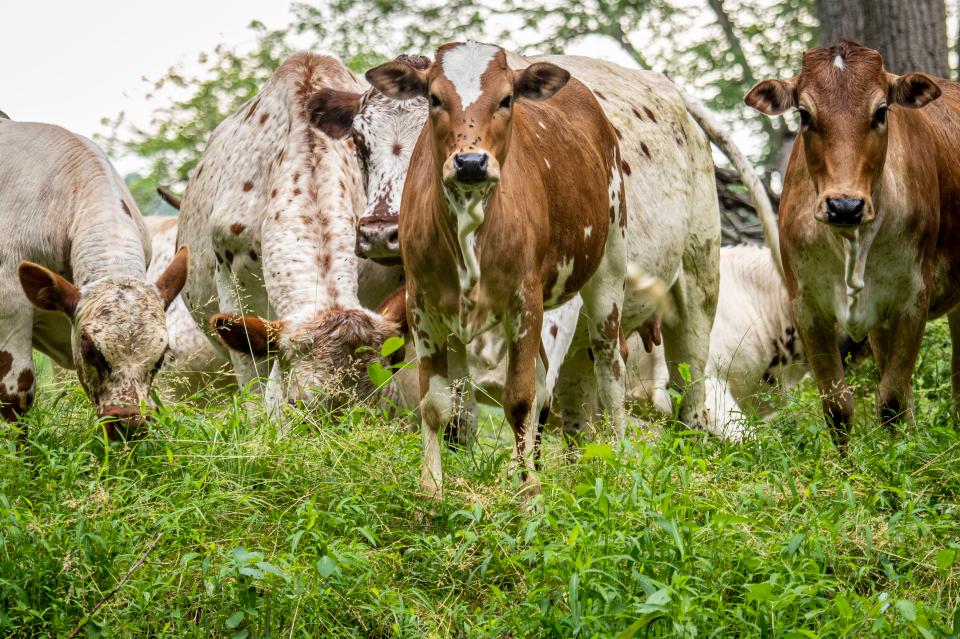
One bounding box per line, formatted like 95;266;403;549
0;119;188;437
319;53;740;448
365;41;634;500
746;40;960;442
176;53;404;408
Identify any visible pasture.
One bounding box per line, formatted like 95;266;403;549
2;321;958;638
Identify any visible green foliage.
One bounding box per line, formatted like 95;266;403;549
2;322;960;637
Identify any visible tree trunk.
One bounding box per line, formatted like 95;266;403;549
864;0;949;76
816;0;866;45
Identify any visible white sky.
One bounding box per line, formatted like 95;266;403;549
1;1;295;155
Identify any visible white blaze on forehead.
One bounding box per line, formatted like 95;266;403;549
834;55;845;70
442;41;500;109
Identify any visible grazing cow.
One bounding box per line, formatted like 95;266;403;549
176;53;404;408
143;215;227;395
0;119;188;436
745;40;960;442
365;41;636;500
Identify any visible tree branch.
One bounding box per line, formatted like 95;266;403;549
607;21;653;70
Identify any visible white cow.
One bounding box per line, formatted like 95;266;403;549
143;215;227;396
176;53;405;408
0;118;188;437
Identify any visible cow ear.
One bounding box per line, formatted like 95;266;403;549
745;79;797;115
156;186;182;210
375;286;408;335
889;72;941;108
210;313;283;359
366;61;428;101
307;88;361;139
17;261;80;317
155;245;189;310
515;63;570;101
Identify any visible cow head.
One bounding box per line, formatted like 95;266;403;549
366;41;569;212
17;246;189;436
307;55;431;265
746;40;940;231
210;308;404;408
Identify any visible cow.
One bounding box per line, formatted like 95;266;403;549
143;215;228;396
363;41;649;502
175;53;405;409
0;119;189;437
318;53;789;449
745;40;960;443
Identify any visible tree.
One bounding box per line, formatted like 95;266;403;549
815;0;948;76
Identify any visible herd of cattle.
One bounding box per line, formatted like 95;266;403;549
2;39;958;501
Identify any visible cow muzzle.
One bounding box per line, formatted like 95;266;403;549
356;215;401;263
816;192;874;230
444;151;500;187
98;405;148;439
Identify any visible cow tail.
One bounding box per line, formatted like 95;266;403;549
680;92;784;279
626;265;674;325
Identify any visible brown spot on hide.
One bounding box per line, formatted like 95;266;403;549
230;223;246;235
17;369;33;392
120;200;132;217
640;142;651;158
595;90;607;100
550;325;559;338
613;127;623;141
259;112;269;124
392;142;403;156
621;160;631;176
643;106;657;122
242;181;253;192
271;189;278;198
0;352;11;379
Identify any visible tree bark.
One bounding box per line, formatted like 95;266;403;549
863;0;949;76
816;0;866;45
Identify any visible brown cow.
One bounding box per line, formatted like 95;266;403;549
745;40;959;442
366;41;629;501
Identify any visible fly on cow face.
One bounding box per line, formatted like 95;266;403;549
746;41;941;234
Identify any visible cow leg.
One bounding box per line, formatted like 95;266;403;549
503;290;544;501
445;337;477;449
871;311;926;428
948;308;960;418
554;344;598;448
0;306;36;441
661;258;718;431
797;315;852;446
214;260;268;389
580;269;628;440
417;346;450;501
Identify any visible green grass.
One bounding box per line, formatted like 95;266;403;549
1;322;959;638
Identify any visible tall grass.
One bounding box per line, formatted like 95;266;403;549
1;322;958;637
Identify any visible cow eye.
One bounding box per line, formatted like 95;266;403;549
872;105;888;128
429;94;442;109
80;332;112;376
798;107;812;129
499;94;513;109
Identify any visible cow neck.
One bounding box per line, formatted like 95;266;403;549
261;124;366;329
70;194;148;290
438;178;495;309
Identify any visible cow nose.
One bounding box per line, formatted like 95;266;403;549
453;153;489;184
826;197;865;226
99;405;147;439
356;216;401;259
